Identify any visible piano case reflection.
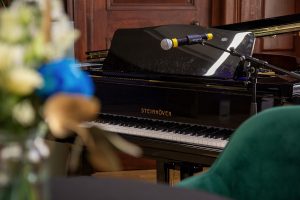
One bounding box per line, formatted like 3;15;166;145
84;14;300;183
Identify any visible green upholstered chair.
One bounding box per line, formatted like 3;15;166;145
177;106;300;200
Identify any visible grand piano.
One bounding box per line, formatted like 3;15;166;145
84;14;300;183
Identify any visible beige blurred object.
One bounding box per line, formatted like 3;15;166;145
43;94;100;138
44;93;142;172
87;127;142;172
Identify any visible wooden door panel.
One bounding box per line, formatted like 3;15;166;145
108;0;195;9
264;0;295;18
262;35;294;52
111;0;191;3
240;0;263;21
261;0;296;54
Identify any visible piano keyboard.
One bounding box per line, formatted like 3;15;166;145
87;114;233;149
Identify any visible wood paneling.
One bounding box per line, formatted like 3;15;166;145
112;0;190;3
210;0;224;26
264;0;295;18
296;1;300;58
262;34;294;52
262;0;296;53
223;0;241;24
240;0;263;21
107;0;196;10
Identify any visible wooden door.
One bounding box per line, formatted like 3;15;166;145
66;0;212;61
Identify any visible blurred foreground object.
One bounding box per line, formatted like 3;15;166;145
44;94;142;172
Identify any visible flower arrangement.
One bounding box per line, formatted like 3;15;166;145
0;0;141;199
0;0;81;132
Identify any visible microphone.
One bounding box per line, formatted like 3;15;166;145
160;33;213;50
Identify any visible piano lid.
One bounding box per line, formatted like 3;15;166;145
103;25;255;79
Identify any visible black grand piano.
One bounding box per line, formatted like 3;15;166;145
84;14;300;183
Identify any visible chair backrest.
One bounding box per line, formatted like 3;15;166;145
177;106;300;200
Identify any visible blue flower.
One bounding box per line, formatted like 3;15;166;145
37;58;94;98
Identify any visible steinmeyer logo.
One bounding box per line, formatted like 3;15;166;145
141;108;172;117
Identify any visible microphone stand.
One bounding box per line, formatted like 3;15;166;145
201;40;300;115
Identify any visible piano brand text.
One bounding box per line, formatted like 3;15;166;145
141;108;172;117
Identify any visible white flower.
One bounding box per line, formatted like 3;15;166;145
5;67;43;95
0;44;24;70
0;7;33;43
27;148;40;163
33;137;50;158
25;32;51;65
51;0;65;20
1;143;22;160
0;173;9;186
50;18;79;59
12;100;36;126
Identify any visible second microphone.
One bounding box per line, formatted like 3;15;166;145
161;33;213;51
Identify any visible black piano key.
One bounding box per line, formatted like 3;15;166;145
203;128;220;138
185;125;206;136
